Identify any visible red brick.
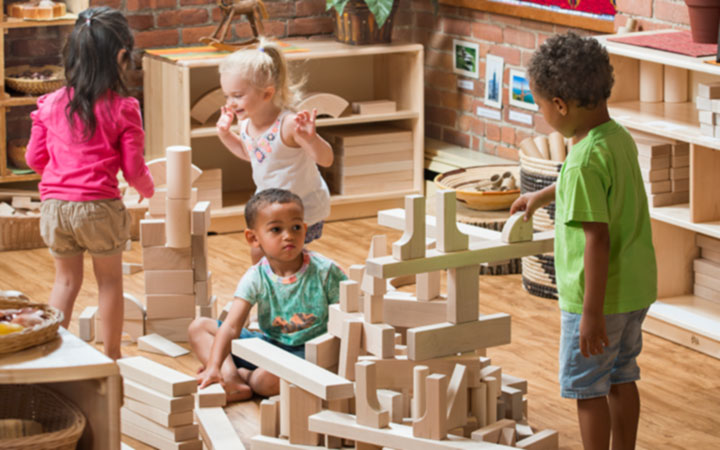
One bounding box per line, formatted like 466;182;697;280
457;114;472;132
483;141;496;154
428;31;453;51
426;123;442;140
11;38;62;58
393;27;414;43
127;14;154;31
394;10;412;27
426;49;452;69
425;68;457;91
501;126;515;145
134;29;178;48
616;0;651;17
472;22;503;43
521;50;534;67
485;122;501;141
288;17;333;35
459;93;473;112
425;88;442;107
496;145;519;161
156;9;209;27
471;117;485;136
537;33;551;47
415;11;436;29
439;5;458;15
515;129;533;146
411;0;434;12
440;92;459;109
127;0;175;11
261;20;287;38
520;18;554;33
180;0;208;5
443;128;471;148
426;105;457;127
93;0;122;9
491;13;522;27
234;22;255;39
442;17;471;36
654;0;689;25
503;28;536;49
181;26;216;44
489;44;521;66
458;9;486;21
636;19;668;32
265;1;295;17
471;136;481;151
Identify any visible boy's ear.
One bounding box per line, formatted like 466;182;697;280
552;97;569;116
245;228;261;248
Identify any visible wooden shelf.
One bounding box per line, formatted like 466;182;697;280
0;172;40;183
0;94;39;107
650;204;720;239
1;15;77;29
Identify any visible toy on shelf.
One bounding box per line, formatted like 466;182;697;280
200;0;268;50
297;92;349;118
233;192;558;449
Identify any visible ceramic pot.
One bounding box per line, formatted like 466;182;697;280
685;0;720;44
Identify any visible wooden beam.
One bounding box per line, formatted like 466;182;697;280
195;407;246;449
117;356;197;397
123;379;194;414
197;383;226;408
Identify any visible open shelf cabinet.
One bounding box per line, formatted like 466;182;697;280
143;39;424;232
597;30;720;358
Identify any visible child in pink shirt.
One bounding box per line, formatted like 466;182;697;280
25;7;154;360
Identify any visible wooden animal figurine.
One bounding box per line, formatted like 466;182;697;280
201;0;268;50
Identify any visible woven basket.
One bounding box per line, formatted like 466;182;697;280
0;384;85;450
435;165;521;211
0;213;45;251
5;65;64;95
0;295;63;354
519;152;562;299
7;139;29;170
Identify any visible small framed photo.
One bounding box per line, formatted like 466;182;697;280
508;69;538;111
453;39;479;79
484;54;504;109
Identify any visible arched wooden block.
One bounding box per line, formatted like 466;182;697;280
392;195;426;261
501;212;533;243
146;158;202;188
355;361;390;429
191;88;225;124
124;293;146;320
436;190;468;253
297;92;349;118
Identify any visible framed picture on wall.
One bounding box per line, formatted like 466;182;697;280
484;54;504;109
508;69;538;111
453;39;480;78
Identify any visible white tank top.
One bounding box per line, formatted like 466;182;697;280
240;110;330;225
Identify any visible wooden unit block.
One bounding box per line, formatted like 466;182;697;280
701;247;720;264
481;365;502;397
447;265;479;324
121;407;198;442
484;377;499;424
699;110;715;125
499;427;517;446
501;212;533;243
470;383;488;428
416;271;441;301
698;82;720;99
412;365;429;420
78;306;96;341
363;293;384;324
145;270;194;295
377;389;404;424
141;219;166;247
695;258;720;279
143;245;192;271
413;374;447;440
123;263;143;275
124;397;193;428
663;65;687;103
232;338;355;400
672;154;690;167
645;181;671;195
640;167;669;182
166;145;193;199
671;166;689;180
279;380;290;438
297;92;349;118
501;385;523;421
382;296;447;328
138;333;190;357
198;295;218;319
190;87;224;124
392;195;426;261
124;379;194;414
362;353;483;392
407;313;511;360
672;178;689;193
639;60;663;102
146;317;193;342
516;429;559;449
304;333;340;370
694;283;720;302
518;137;543;159
148;188;168;216
516;423;534;440
327;304;362;337
191;201;211;236
192;234;208;282
250;435;331;449
650;191;688;207
501;373;528;394
533;136;550;159
288;384;322;445
352;99;397;115
146;294;196;320
634;138;671;158
260;397;280;438
197;383;226;408
195;407;245;450
548;132;566;162
361;321;395;359
338;320;363;381
193;169;223;211
470;418;516;443
124;293;146;320
445;364;468;431
436;190;469;253
121;420;201;450
339;280;360;312
701;122;715;137
638;154;670;170
355;361;390;429
348;264;364;284
195;271;212;306
118;356;197;397
166;197;192;248
696;95;712;111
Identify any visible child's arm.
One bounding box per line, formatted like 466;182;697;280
579;221;610;358
510;183;556;220
25;101;50;175
197;298;252;388
217;107;250;162
287;109;334;167
120;100;154;199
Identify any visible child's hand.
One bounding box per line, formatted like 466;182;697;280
197;365;223;389
293;109;318;146
216;106;235;135
510;193;538;221
579;312;609;358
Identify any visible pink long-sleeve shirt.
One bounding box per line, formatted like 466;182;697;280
26;87;154;201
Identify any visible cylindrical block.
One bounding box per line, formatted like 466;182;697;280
533;136;550;159
166;145;192;199
519;137;544;159
663;65;688;103
548;132;566;162
165;197;191;248
640;61;663;103
411;365;429;420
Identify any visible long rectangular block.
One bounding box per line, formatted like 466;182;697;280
124;397;194;428
195;271;212;306
358;354;483;390
192;234;208;281
121;420;201;450
137;333;190;357
143;246;192;271
197;383;226;408
145;270;194;295
640;167;669;183
78;306;97;341
192;201;211;236
117;356;197;397
121;407;198;442
146;294;196;319
146;317;193;342
382;295;447;328
123;379;194;414
695;258;720;279
141;219;166;247
195;407;244;450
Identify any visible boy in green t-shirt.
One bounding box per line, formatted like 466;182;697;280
190;188;347;402
511;33;657;450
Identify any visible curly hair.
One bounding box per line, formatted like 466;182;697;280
528;32;614;109
244;188;304;229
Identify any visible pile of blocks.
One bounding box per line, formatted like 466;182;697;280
632;132;689;207
694;234;720;303
697;82;720;138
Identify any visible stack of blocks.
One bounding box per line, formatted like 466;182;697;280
239;192;559;450
697;82;720;138
694;234;720;303
632;133;689;207
117;356;201;450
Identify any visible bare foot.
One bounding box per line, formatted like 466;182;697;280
225;384;253;403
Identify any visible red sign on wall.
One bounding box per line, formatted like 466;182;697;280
519;0;617;16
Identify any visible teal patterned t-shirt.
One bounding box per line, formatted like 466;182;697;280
234;250;347;346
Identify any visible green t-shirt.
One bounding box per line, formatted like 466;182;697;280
234;250;347;346
554;119;657;314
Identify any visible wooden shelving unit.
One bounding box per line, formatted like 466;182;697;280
597;30;720;359
143;39;424;232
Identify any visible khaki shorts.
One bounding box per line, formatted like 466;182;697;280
40;198;130;257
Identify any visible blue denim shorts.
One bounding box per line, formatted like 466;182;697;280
229;328;305;371
304;221;324;244
559;307;649;399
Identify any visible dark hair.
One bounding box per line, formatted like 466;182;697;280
63;7;134;140
244;188;304;229
528;32;614;108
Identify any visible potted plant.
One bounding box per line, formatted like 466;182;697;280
326;0;437;45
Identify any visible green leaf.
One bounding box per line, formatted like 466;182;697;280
365;0;394;27
326;0;351;15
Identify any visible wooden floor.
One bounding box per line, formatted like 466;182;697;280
1;217;719;449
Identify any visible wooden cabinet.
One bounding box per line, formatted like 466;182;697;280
0;1;86;184
597;31;720;359
142;39;424;233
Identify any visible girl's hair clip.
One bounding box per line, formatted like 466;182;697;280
258;47;265;53
85;17;91;26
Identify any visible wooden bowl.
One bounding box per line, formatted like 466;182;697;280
8;139;29;170
435;164;521;211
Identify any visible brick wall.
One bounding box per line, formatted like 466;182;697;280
393;0;691;161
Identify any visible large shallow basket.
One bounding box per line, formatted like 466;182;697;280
435;164;521;211
0;295;63;354
519;152;562;299
0;213;45;251
0;384;86;450
5;65;64;95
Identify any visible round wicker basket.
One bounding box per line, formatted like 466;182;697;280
5;65;64;96
7;139;29;170
519;152;562;299
0;384;86;450
0;295;63;355
435;164;521;211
